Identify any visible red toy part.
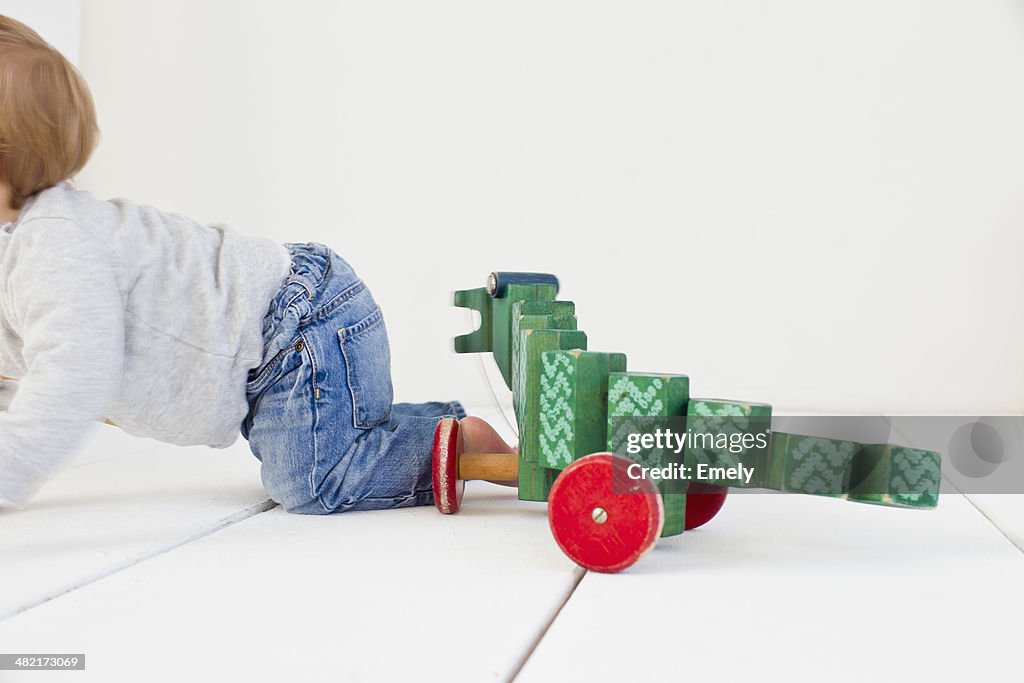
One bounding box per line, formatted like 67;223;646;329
684;482;728;530
547;453;664;573
432;418;465;514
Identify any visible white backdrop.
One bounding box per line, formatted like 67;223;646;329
2;0;80;64
67;1;1024;414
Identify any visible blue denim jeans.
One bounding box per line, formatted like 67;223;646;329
240;242;465;514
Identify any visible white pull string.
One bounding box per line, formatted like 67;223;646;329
467;309;519;439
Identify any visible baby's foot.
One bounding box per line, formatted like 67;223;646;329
457;416;517;486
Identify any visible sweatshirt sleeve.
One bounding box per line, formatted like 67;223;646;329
0;219;125;508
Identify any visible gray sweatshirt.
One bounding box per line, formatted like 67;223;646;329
0;182;290;507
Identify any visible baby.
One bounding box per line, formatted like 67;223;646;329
0;15;513;513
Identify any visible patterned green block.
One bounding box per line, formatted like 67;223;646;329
767;432;859;498
511;299;577;425
538;350;627;470
515;329;587;501
685;399;772;488
607;374;690;468
606;373;690;537
848;444;941;508
512;311;575;500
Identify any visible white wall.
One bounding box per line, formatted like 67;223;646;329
2;0;80;64
75;1;1024;414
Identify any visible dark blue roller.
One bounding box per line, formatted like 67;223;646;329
487;272;560;298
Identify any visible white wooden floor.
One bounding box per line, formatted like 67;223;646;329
1;407;1022;682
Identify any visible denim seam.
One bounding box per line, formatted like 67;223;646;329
246;344;291;393
339;307;383;340
283;286;311;311
307;279;366;324
362;487;434;501
338;312;388;429
311;248;332;286
301;330;321;508
338;332;358;430
327;488;434;510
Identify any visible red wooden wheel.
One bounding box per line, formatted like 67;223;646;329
432;418;465;514
547;453;664;573
684;482;728;530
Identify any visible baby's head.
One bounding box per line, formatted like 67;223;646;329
0;14;98;210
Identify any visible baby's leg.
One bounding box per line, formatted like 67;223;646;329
313;412;519;510
243;246;516;513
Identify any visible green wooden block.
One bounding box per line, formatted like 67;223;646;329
685;399;772;488
511;300;577;425
517;461;559;506
606;372;691;537
514;319;575;499
512;320;581;434
515;329;587;501
453;287;492;354
606;373;690;468
767;432;860;498
848;444;941;509
538;350;627;470
453;283;558;390
492;283;558;389
515;299;576;320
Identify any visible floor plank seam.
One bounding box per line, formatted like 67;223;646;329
959;491;1024;555
0;498;278;623
890;423;1024;555
506;566;586;683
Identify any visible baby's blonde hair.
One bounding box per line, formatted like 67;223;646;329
0;14;98;209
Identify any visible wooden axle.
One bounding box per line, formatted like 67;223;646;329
458;452;518;481
433;418;522;514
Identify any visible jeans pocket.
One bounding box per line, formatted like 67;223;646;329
338;306;393;429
